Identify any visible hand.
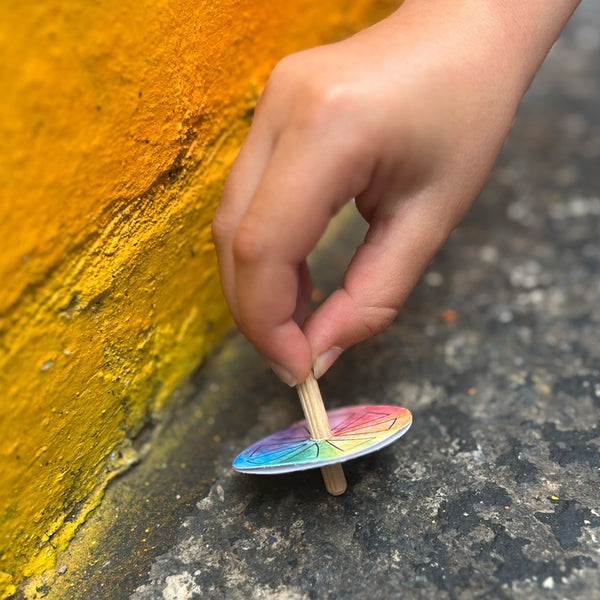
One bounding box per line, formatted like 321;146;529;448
212;0;579;385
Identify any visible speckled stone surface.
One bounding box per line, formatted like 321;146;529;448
21;4;600;600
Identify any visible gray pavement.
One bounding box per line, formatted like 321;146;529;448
22;3;600;599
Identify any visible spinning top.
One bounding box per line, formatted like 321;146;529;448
233;373;412;496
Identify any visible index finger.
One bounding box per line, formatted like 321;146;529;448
231;128;372;383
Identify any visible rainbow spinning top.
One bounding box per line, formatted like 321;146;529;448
233;374;412;495
233;404;412;474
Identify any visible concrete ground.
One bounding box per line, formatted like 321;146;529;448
20;3;600;599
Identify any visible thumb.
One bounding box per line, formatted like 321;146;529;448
304;198;451;378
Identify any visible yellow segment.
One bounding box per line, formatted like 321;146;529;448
0;0;398;596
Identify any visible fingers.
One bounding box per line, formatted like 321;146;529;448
304;194;452;378
229;129;369;383
212;117;275;323
293;260;313;327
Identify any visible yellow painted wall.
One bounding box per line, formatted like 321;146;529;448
0;0;398;596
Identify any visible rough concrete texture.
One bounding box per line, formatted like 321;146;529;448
21;3;600;599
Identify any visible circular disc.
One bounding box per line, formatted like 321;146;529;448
233;404;412;474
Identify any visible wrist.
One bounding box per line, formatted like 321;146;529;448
382;0;580;98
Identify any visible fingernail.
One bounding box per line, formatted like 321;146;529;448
270;363;297;387
313;347;343;379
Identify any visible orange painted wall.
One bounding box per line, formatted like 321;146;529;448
0;0;399;596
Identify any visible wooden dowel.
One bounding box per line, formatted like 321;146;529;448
297;373;347;496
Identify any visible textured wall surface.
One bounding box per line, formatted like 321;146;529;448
0;0;398;596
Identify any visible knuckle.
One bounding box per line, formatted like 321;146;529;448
358;305;398;337
232;214;268;265
300;80;357;131
210;209;232;248
267;54;298;87
268;54;360;131
260;54;302;109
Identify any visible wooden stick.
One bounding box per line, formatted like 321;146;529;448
296;373;347;496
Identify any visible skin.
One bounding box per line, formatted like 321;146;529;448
212;0;581;386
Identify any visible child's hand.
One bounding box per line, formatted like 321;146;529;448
212;0;579;386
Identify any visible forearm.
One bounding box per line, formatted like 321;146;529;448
382;0;580;101
493;0;581;70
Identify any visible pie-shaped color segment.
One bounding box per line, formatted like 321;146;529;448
233;405;412;474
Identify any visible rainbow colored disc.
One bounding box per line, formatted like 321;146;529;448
233;405;412;475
